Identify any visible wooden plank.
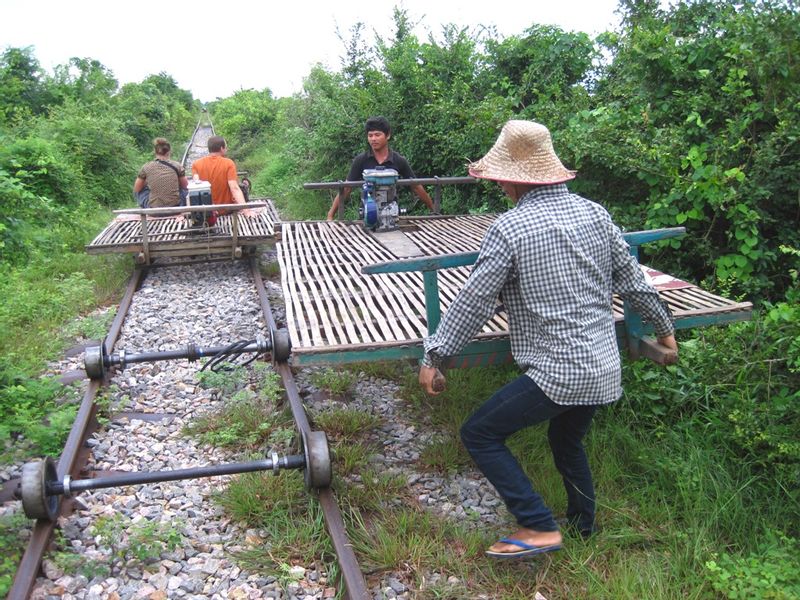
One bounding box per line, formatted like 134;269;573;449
277;224;313;347
295;225;366;345
285;224;372;346
318;223;407;342
312;225;385;344
370;229;425;258
324;224;427;339
294;222;351;346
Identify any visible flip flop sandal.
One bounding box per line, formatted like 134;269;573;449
485;538;563;559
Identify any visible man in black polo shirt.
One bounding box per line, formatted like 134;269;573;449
326;116;435;220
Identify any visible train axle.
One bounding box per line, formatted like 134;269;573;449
20;430;331;520
84;327;291;379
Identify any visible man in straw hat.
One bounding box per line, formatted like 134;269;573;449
418;120;677;559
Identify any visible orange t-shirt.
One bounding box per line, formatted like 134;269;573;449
190;155;237;205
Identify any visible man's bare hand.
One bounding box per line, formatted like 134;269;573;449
419;365;446;395
657;334;678;352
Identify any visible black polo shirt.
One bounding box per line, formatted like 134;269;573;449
346;149;416;182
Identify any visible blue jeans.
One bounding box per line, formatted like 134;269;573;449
460;374;599;533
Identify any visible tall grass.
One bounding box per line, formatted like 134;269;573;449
0;206;131;463
0;207;129;372
252;352;796;599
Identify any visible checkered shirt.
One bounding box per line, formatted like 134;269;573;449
422;184;674;406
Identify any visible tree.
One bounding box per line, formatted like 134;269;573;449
0;47;53;125
209;88;278;153
114;76;196;151
51;57;117;106
563;0;800;298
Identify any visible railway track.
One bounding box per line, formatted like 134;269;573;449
6;124;370;599
3;115;750;600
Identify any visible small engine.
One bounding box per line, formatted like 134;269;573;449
187;179;213;227
359;168;400;232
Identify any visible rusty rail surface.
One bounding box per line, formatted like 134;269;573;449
9;258;369;600
8;267;145;600
251;258;370;600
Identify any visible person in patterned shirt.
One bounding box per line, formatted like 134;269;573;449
418;120;677;559
133;138;189;208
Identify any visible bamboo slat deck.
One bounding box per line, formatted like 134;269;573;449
277;215;752;365
86;198;280;261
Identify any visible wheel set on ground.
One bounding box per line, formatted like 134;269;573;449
19;429;331;521
84;327;292;380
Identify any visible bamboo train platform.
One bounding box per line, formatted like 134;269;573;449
277;214;753;367
86;199;280;264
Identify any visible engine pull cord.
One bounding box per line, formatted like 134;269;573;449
200;339;263;372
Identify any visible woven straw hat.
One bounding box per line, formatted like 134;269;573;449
468;120;576;184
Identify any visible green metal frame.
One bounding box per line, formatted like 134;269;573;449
291;227;751;367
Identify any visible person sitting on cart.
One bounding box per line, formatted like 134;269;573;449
133;138;189;208
240;176;252;202
326;116;435;220
191;135;254;217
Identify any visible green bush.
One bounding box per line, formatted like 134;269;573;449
0;169;48;263
34;101;138;206
705;531;800;599
0;269;94;335
210;88;277;150
0;135;81;207
621;306;800;484
0;513;29;596
0;360;77;460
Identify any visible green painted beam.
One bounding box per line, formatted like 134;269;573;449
290;305;751;369
362;252;478;275
423;270;441;334
290;338;512;367
361;228;687;275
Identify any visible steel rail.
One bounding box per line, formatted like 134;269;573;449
8;267;146;600
12;120;220;597
12;259;367;599
180;117;204;168
250;258;369;600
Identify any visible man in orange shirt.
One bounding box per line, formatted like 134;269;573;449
191;135;253;217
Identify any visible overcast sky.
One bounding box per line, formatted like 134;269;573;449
1;0;623;102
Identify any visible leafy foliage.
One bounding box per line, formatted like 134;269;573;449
115;73;197;150
705;531;800;599
33;102;138;206
209;88;277;155
93;514;182;568
187;365;291;450
0;48;198;468
0;47;54;125
0;513;28;596
563;0;800;299
621;303;800;485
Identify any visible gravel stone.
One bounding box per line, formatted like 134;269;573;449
5;243;516;599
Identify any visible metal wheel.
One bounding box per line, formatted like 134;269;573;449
21;457;59;521
84;344;106;380
271;328;292;364
303;430;331;489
